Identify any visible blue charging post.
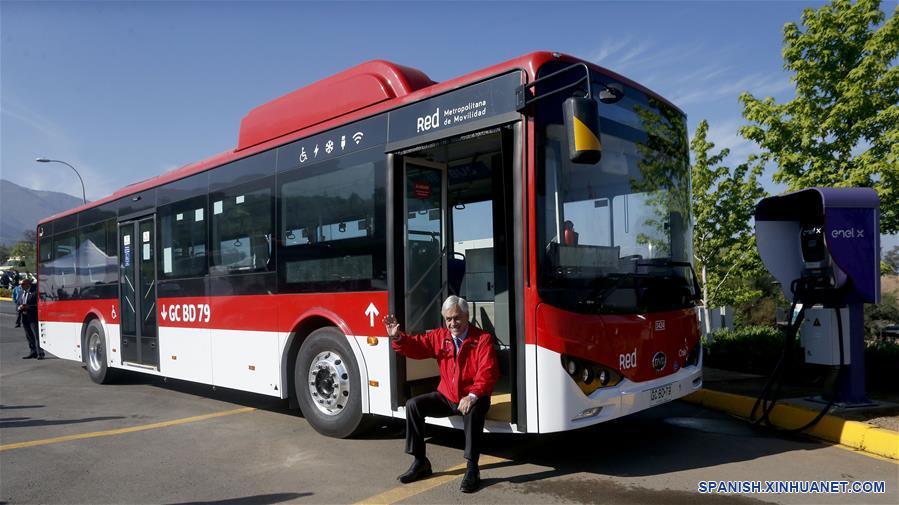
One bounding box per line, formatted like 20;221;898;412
755;188;880;409
839;302;870;405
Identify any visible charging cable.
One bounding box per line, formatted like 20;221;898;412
749;278;846;432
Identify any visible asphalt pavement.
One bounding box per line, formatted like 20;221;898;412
1;300;897;505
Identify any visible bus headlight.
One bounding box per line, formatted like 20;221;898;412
561;355;622;395
581;367;594;384
598;369;610;386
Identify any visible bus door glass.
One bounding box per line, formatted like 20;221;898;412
118;217;159;368
402;158;447;387
403;158;448;335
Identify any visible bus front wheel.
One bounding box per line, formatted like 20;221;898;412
295;327;368;438
85;319;118;384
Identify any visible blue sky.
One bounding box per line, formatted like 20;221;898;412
1;1;895;249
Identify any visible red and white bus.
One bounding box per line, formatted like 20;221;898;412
37;52;702;437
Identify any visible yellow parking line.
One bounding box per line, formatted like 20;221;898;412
0;406;255;452
354;454;510;505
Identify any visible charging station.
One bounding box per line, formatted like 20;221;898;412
755;187;880;412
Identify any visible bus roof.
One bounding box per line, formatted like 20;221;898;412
39;51;681;225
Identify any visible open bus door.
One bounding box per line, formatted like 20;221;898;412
390;127;517;426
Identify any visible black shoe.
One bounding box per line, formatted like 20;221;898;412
460;465;480;493
397;457;432;484
37;354;45;360
22;354;37;359
14;324;20;328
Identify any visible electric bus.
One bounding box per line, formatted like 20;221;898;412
37;51;702;437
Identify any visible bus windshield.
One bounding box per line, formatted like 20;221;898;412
536;69;696;314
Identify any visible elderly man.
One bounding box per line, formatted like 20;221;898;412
383;295;499;493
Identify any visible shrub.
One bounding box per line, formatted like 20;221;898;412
703;325;795;375
704;324;899;393
865;292;899;338
0;287;11;299
865;339;899;393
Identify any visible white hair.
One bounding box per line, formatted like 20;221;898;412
441;295;469;315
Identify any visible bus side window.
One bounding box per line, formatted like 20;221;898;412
278;151;386;291
158;195;208;279
52;230;77;300
210;178;274;275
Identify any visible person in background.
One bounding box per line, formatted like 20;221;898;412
11;279;23;328
18;278;44;360
563;220;579;245
383;295;499;493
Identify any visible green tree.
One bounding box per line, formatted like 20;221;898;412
9;230;37;272
691;120;767;332
884;245;899;273
739;0;899;233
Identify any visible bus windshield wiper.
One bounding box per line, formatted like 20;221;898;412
635;259;702;302
580;273;637;307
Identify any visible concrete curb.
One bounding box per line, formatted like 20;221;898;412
682;389;898;461
0;297;12;302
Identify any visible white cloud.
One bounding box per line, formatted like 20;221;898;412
705;118;759;163
590;36;651;71
1;93;75;150
670;71;793;107
1;93;120;200
587;38;794;130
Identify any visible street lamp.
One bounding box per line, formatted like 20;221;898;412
35;158;87;205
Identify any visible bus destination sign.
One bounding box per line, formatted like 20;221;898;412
387;71;521;148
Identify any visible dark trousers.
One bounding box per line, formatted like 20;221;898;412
405;391;491;464
23;320;42;356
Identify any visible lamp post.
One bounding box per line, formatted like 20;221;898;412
35;158;87;205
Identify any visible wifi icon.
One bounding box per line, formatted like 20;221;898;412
352;132;364;145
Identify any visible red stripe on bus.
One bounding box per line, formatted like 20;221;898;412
40;299;117;325
39;292;390;337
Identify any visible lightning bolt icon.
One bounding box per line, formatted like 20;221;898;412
313;144;319;158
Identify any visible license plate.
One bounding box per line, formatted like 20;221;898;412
647;383;673;406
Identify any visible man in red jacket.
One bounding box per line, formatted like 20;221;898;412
383;295;499;493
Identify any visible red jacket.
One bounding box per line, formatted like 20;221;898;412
392;326;499;404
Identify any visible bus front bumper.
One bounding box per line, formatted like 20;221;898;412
535;345;703;433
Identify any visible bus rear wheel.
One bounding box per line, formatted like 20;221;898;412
295;327;368;438
85;319;117;384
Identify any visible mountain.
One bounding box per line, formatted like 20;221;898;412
0;179;85;245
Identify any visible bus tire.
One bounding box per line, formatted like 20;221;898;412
85;319;117;384
295;327;369;438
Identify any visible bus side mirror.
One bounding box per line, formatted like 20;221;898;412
563;96;602;164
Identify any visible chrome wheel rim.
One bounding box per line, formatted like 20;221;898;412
88;331;103;372
307;351;350;416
